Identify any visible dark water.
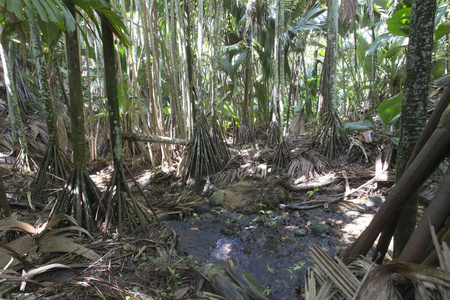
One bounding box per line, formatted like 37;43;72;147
166;207;348;299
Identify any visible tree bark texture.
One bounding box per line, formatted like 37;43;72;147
394;0;436;258
29;14;59;147
321;0;338;114
65;5;87;169
102;11;122;168
1;41;27;154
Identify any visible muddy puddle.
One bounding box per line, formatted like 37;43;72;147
165;202;368;299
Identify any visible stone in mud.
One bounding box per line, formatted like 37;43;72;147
365;196;384;207
210;190;225;207
220;226;234;236
294;229;307;237
311;223;331;236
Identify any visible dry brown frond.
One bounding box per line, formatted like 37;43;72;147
339;0;357;25
289;112;306;136
25;115;48;153
0;215;100;270
305;228;450;299
288;157;316;179
57;115;68;153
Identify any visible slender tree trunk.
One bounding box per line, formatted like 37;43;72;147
142;0;158;138
197;0;204;114
29;15;59;148
278;0;285;129
102;10;122;168
271;0;280;124
212;0;223;115
176;0;191;137
65;5;87;169
301;51;311;115
184;0;196;124
324;0;338;115
315;0;347;159
164;0;185;138
1;39;30;169
394;0;436;258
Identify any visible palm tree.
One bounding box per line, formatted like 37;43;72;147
50;3;101;232
100;2;154;233
393;0;437;258
0;39;34;172
49;0;131;231
27;7;72;199
314;0;348;159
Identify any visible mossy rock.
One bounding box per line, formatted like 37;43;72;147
209;190;225;207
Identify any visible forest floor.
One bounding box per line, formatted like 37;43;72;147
0;132;442;300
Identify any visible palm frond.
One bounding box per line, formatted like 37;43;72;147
339;0;357;25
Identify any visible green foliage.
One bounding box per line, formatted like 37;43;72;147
22;0;76;32
343;115;377;133
435;22;450;41
378;91;403;128
356;33;374;78
38;19;63;47
286;261;306;281
287;6;326;39
220;102;240;124
386;7;411;37
221;47;249;79
431;58;447;79
86;104;108;123
306;187;319;199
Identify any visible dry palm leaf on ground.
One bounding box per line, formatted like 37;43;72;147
0;214;99;270
0;216;193;299
305;227;450;300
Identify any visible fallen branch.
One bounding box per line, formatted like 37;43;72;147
282;176;339;192
122;132;189;145
279;170;389;210
280;196;345;210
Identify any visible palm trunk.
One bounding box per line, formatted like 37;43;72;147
1;40;31;170
393;0;436;258
176;0;192;137
197;0;204;114
184;0;196;123
212;0;223;115
29;16;58;147
278;0;285;130
65;7;87;169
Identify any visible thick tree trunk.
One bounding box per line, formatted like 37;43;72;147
394;0;436;258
